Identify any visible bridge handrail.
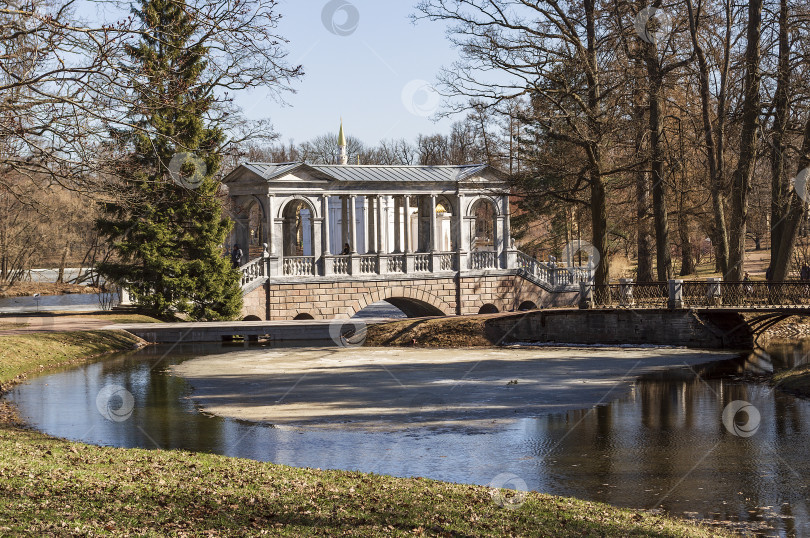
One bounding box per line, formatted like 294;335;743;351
515;250;594;287
591;279;810;309
239;257;266;287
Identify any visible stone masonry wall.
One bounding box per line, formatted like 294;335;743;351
241;272;580;321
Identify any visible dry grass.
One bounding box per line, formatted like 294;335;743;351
366;316;495;347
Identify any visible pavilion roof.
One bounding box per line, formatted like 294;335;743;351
234;162;496;184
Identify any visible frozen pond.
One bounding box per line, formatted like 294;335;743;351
6;342;810;536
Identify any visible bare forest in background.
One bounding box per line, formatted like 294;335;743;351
3;0;810;288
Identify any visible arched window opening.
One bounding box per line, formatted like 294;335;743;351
282;200;314;256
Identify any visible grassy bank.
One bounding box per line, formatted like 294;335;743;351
0;332;729;536
0;330;145;392
772;365;810;397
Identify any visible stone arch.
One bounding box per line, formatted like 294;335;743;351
280;198;316;256
468;197;499;252
478;303;499;314
288;307;321;320
337;285;454;319
518;300;538;311
275;195;319;220
464;195;503;217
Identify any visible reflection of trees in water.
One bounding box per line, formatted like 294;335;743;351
97;347;225;451
531;352;810;534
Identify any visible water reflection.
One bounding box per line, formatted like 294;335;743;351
7;343;810;537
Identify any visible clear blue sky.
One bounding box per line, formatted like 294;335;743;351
237;0;459;146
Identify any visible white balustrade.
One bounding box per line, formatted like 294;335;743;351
283;256;315;276
240;257;266;287
359;255;377;274
469;251;497;270
439;253;454;271
387;255;404;273
332;255;349;275
413;253;430;272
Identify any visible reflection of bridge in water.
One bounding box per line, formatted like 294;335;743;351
225;161;593;320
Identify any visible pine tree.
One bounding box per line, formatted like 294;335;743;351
96;0;242;320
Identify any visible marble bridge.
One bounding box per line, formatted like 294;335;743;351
224;160;592;320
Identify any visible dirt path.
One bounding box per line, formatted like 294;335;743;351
0;316;122;336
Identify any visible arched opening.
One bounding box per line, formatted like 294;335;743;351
518;301;538;311
352;297;446;318
386;297;446;317
478;304;499;314
352;300;408;319
282;199;314;256
247;201;264;259
243;315;262;321
435;195;455;252
293;313;315;320
471;199;497;251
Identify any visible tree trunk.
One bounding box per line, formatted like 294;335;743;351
728;0;763;280
57;245;68;284
772;116;810;280
769;0;791;268
678;206;696;276
634;102;654;282
686;0;729;276
591;167;610;286
644;40;671;280
585;0;609;286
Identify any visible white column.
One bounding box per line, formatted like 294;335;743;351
403;195;411;253
393;196;401;253
376;195;384;253
503;195;512;248
322;195;331;255
341;196;348;251
265;195;275;255
349;194;357;253
367;195;376;253
429;194;438;252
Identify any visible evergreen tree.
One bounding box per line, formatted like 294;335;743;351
96;0;242;320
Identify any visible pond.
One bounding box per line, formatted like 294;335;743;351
6;342;810;537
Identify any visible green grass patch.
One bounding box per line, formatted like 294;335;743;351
0;330;730;536
0;330;143;389
0;427;726;537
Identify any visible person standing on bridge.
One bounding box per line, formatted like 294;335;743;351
231;244;243;268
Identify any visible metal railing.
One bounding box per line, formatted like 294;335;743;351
590;279;810;309
593;282;668;308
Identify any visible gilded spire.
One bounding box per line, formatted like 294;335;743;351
338;118;347;148
338;118;348;165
